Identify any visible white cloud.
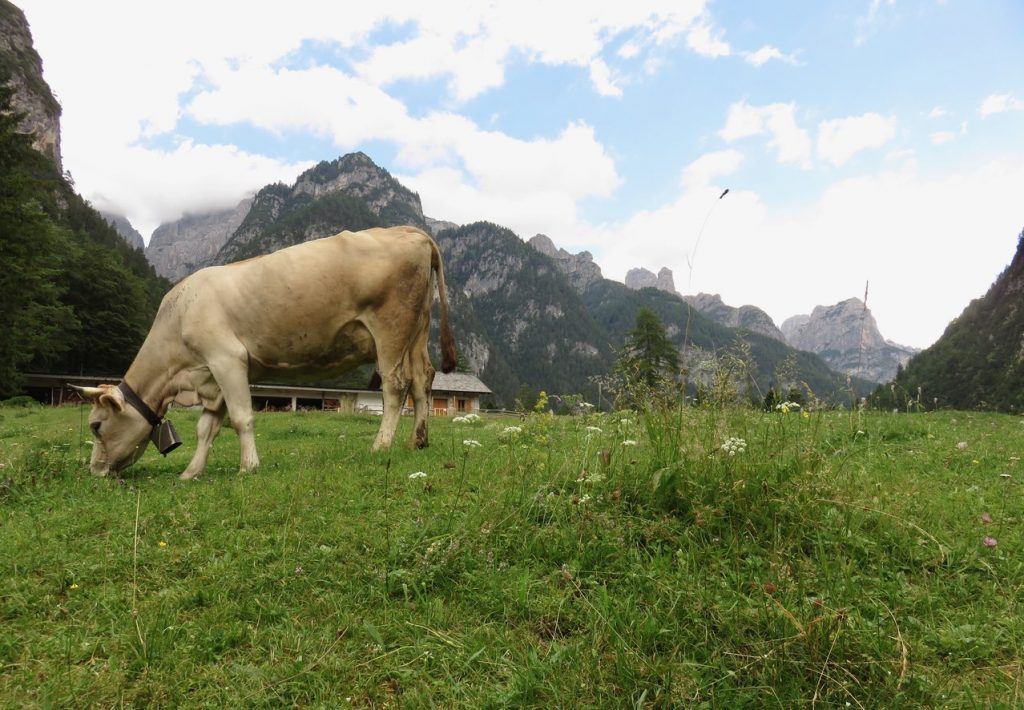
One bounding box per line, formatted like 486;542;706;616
589;59;624;98
586;156;1024;349
741;45;798;67
978;92;1024;117
346;1;720;100
681;149;744;190
930;130;955;145
816;113;897;167
686;20;731;58
188;65;413;146
927;106;948;119
720;101;812;167
76;141;311;240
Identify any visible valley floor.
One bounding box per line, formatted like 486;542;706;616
1;404;1022;706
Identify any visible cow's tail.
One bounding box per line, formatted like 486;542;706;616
430;238;458;373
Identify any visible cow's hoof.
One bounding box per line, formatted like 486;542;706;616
179;470;201;480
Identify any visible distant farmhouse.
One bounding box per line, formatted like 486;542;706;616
27;373;493;415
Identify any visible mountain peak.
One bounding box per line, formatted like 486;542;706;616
527;234;603;293
625;267;677;295
783;298;917;382
682;292;785;342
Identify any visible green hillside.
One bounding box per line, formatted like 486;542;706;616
0;70;169;397
873;229;1024;411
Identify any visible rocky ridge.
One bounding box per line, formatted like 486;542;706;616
145;197;253;281
625;267;677;295
682;293;786;342
527;234;604;293
782;298;918;383
212;153;424;265
425;216;460;236
0;0;61;169
100;211;144;251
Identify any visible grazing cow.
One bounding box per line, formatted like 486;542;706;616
73;226;457;479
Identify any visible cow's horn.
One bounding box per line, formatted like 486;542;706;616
68;384;105;399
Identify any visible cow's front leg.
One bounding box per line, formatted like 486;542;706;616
179;404;226;480
209;356;260;472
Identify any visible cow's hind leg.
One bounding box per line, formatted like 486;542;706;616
406;332;434;449
180;403;227;480
372;364;409;452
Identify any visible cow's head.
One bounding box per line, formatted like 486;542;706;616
72;384;151;475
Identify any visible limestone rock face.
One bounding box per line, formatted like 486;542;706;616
683;293;786;342
145;197;253;281
527;234;604;293
425;216;459;236
214;152;426;264
290;152;424;222
99;212;144;251
625;267;677;295
782;298;918;383
0;2;62;169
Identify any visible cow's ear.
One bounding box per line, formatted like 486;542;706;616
98;387;125;413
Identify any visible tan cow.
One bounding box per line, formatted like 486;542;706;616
73;226;457;479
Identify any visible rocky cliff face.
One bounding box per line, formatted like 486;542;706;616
439;223;612;404
213;153;425;264
425;216;459;236
0;0;61;169
99;211;144;251
145;197;252;281
625;266;677;295
683;293;786;342
782;298;918;383
527;234;604;293
291;153;425;224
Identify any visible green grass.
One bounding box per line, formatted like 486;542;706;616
1;403;1022;706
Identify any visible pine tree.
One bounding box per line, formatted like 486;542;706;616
615;307;681;390
0;71;76;397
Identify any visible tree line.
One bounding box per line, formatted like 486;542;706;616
0;69;168;399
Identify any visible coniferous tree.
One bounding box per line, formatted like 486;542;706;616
616;307;681;389
0;72;76;397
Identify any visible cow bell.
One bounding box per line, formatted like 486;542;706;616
150;419;182;455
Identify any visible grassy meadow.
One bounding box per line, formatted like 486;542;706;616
1;400;1022;707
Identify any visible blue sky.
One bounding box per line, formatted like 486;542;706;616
20;0;1024;348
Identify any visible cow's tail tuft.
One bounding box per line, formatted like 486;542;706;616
430;238;458;373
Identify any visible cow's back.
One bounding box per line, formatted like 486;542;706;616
168;227;434;374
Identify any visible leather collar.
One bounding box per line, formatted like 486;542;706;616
117;382;162;428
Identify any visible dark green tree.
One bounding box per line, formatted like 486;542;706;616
615;307;681;390
0;72;76;397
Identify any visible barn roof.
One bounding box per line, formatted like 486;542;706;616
432;372;492;394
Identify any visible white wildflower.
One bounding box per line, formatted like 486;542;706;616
463;439;482;448
501;425;522;436
721;437;747;455
452;416;468;424
585;426;603;433
408;471;427;480
956;441;968;450
622;439;638;446
577;494;592;505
